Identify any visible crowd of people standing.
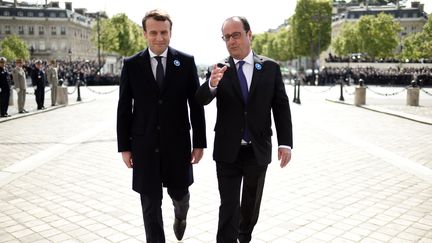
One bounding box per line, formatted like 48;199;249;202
0;58;101;118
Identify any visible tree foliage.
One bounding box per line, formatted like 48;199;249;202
93;13;146;57
402;14;432;60
0;35;30;61
332;12;400;60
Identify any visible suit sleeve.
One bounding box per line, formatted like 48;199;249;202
195;67;216;106
272;63;293;148
188;58;207;148
116;60;133;152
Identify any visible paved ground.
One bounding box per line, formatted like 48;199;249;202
0;85;431;242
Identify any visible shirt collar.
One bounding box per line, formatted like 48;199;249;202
149;48;168;59
234;51;253;66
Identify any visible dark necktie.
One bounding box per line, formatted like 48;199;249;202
237;60;250;143
237;61;248;104
155;56;164;87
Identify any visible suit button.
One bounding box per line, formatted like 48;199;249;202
240;128;244;132
155;149;159;153
157;126;160;130
158;100;163;104
244;111;247;115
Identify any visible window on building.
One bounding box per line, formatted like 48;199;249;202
39;41;45;51
51;43;57;51
5;25;11;34
39;26;45;35
17;11;24;17
38;12;44;17
18;26;24;35
28;26;34;35
60;26;66;35
59;12;66;18
51;26;57;35
28;12;34;17
4;11;10;16
50;12;56;18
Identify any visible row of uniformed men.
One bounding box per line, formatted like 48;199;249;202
0;57;59;118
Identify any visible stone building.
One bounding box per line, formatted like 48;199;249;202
0;0;99;62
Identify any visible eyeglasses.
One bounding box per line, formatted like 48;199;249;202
221;31;245;42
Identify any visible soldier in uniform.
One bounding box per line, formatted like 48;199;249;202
12;58;28;113
31;60;46;110
46;59;59;106
0;57;11;117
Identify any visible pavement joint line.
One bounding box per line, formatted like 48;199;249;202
325;98;432;125
319;124;432;185
0;119;111;188
0;98;96;123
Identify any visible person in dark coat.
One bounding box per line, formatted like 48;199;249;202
31;60;46;110
196;16;293;243
116;9;206;243
0;57;11;117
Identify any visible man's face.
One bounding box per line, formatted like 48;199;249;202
222;19;252;60
144;18;171;55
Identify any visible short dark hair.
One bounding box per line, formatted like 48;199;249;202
222;16;251;33
142;9;172;32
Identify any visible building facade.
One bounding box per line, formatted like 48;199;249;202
0;0;98;61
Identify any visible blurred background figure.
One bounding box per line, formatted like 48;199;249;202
0;57;11;117
46;59;59;106
12;58;28;113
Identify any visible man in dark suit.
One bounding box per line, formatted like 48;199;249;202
0;57;11;117
31;60;46;110
116;9;206;243
195;16;293;243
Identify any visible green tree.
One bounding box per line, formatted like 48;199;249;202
402;14;432;60
292;0;332;78
332;22;360;56
0;35;30;61
94;13;146;57
357;13;400;60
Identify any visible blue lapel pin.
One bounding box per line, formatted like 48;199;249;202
173;60;180;67
255;63;262;70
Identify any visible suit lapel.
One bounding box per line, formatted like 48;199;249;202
161;48;177;93
249;54;264;98
139;49;159;91
225;57;244;103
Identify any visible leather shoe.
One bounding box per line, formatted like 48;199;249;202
173;217;186;241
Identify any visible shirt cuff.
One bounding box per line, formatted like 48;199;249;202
278;145;292;150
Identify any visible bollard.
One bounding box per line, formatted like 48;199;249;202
76;79;82;102
406;80;419;106
339;78;345;101
354;79;366;106
56;86;68;105
293;79;297;103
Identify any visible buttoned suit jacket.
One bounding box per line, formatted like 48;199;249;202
117;47;206;194
195;54;292;165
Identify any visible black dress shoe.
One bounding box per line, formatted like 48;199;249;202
173;217;186;241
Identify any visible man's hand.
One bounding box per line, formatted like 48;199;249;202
209;64;227;87
278;148;292;168
121;151;133;168
191;148;204;164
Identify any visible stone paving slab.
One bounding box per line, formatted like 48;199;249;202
0;86;431;242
